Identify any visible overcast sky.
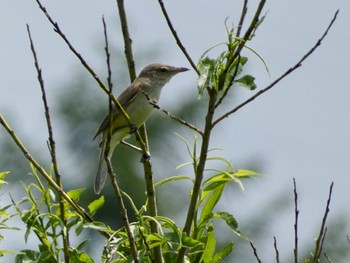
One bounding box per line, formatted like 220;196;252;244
1;0;350;261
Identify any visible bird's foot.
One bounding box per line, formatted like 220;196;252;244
129;124;138;134
140;152;151;163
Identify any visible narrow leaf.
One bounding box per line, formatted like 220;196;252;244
211;242;234;263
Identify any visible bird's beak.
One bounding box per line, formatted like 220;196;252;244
174;67;190;73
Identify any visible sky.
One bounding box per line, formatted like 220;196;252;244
1;0;350;261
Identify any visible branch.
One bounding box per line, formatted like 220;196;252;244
102;17;139;263
115;1;163;262
249;240;262;263
313;182;334;262
213;10;339;127
273;236;280;263
116;0;136;81
236;0;248;38
26;24;70;262
293;178;299;263
142;90;203;136
156;0;198;74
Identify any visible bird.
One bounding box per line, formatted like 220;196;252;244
93;63;189;194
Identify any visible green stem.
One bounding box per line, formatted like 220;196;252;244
176;91;217;263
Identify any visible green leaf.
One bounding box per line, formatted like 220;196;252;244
67;188;85;201
211;242;234;263
234;169;260;177
200;224;215;263
0;249;17;256
213;212;247;239
15;250;40;262
235;75;257;90
154;175;193;187
81;221;109;231
147;233;165;249
211;52;227;92
222;56;248;91
181;232;202;248
197;183;226;238
69;248;94;263
0;171;10;186
197;57;215;97
76;239;90;251
88;196;104;216
213;212;238;231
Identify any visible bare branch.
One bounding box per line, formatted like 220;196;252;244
237;0;248;38
313;182;334;262
142;90;203;136
156;0;198;74
26;24;70;261
273;236;280;263
249;240;262;263
293;178;299;263
213;10;339;127
102;17;139;262
116;0;136;81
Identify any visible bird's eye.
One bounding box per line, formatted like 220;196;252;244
159;67;168;72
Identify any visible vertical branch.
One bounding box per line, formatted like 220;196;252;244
116;0;136;81
312;182;334;262
103;17;139;262
115;1;163;262
236;0;248;38
26;24;70;262
293;178;299;263
176;91;217;263
249;240;262;263
273;236;280;263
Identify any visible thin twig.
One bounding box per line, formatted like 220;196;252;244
249;240;262;263
236;0;248;38
313;182;334;262
116;0;136;81
293;178;299;263
156;0;198;74
26;24;70;261
347;235;350;245
103;17;139;262
317;227;328;261
142;90;203;136
273;236;280;263
324;252;333;263
105;159;140;262
213;10;339;127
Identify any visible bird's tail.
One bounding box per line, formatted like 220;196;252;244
94;139;108;194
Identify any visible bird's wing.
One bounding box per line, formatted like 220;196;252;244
93;81;142;139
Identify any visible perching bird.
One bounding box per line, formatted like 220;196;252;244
93;63;189;193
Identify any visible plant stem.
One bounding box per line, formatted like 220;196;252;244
116;0;163;262
176;91;217;263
